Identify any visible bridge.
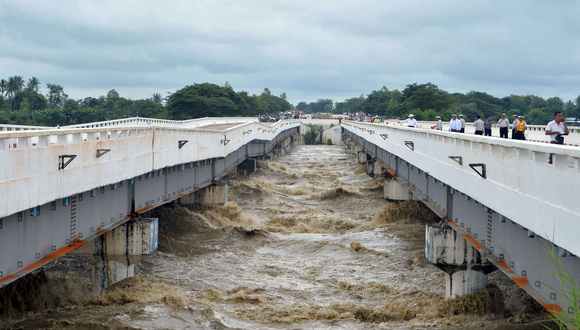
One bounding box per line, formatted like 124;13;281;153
342;120;580;316
1;117;579;318
0;117;300;287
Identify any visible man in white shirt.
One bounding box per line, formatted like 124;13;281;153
545;111;569;144
473;115;484;135
497;113;510;138
449;114;462;133
406;114;417;128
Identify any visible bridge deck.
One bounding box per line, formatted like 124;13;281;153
196;122;245;130
343;120;580;315
0;117;300;287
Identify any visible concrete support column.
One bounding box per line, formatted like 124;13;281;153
445;267;488;298
195;182;229;207
425;224;493;299
384;179;411;201
365;158;375;176
357;151;367;164
238;158;257;176
101;224;136;286
178;193;196;207
90;218;159;289
373;159;386;177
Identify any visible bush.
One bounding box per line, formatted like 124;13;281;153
304;124;322;145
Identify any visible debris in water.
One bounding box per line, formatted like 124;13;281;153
336;280;393;297
316;186;360;200
370;201;439;226
94;276;187;308
234;303;355;324
197;287;267;305
265;214;357;233
350;241;364;252
438;285;505;317
349;241;388;256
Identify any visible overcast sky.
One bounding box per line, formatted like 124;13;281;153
1;0;579;103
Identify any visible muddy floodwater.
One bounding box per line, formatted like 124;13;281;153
1;145;548;330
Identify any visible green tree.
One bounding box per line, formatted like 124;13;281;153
46;84;67;108
401;83;452;114
25;77;40;93
0;79;7;97
167;83;243;119
575;96;580;119
360;87;392;115
7;76;24;111
151;92;163;105
546;97;564;115
256;92;292;114
526;108;551;125
106;89;120;100
335;96;365;114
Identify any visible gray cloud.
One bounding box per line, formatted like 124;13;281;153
1;0;579;102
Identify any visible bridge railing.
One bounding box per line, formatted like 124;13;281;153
390;120;580;145
64;116;259;129
343;120;580;257
0;124;53;132
0;118;300;220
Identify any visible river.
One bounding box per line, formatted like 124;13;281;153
1;145;548;329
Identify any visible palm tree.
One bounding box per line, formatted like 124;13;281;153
26;77;40;93
8;76;24;94
0;79;7;97
7;76;24;111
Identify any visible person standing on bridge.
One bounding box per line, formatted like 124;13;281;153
498;113;510;138
459;114;466;133
546;111;569;144
511;115;520;139
513;116;527;140
449;114;462;133
431;116;443;130
406;114;418;128
484;117;493;136
474;115;484;135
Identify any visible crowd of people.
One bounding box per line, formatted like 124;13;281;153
403;111;570;145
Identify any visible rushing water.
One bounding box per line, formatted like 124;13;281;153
1;145;548;330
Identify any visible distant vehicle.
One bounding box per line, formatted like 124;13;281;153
258;114;278;122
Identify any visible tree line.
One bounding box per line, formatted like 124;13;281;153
0;76;291;126
297;83;580;125
3;77;578;126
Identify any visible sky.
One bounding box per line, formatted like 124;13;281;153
1;0;579;104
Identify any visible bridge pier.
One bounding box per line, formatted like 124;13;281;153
179;182;229;208
426;224;494;298
238;158;257;176
62;217;159;291
383;179;411;201
357;151;367;164
197;183;229;207
367;158;392;179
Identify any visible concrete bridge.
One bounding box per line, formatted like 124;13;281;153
0;117;300;288
1;116;579;318
342;120;580;316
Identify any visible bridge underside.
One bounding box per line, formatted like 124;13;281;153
0;127;299;288
344;129;580;317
